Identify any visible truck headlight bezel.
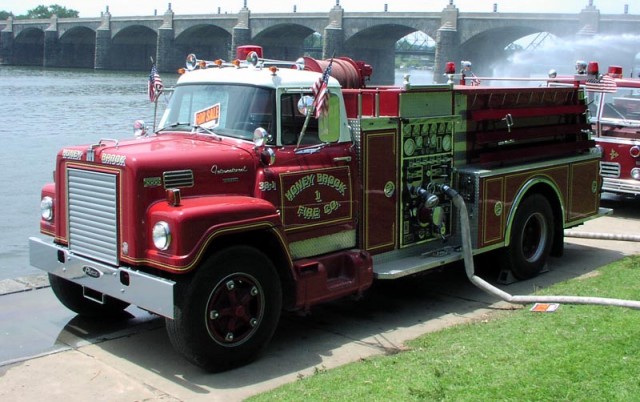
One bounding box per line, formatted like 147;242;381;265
631;168;640;181
152;221;172;251
40;196;54;221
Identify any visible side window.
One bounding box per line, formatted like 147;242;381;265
279;92;341;146
319;93;341;143
280;93;319;145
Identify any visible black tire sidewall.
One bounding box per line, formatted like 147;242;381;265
168;246;282;372
48;273;130;317
503;194;554;280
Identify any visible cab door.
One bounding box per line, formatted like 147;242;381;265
269;91;357;259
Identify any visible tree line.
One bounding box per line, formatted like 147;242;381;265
1;4;79;20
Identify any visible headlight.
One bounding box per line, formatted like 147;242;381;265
631;168;640;181
40;196;53;221
593;145;603;157
152;221;171;250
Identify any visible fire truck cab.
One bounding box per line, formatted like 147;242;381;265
582;64;640;195
29;47;604;372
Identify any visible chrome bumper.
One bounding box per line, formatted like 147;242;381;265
29;236;175;319
602;178;640;195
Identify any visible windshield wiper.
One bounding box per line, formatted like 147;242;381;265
156;122;191;133
192;125;222;141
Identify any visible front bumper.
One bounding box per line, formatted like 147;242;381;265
29;236;175;319
602;178;640;195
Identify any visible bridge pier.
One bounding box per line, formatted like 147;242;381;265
43;18;59;68
156;6;179;73
323;4;344;58
231;6;251;60
0;18;14;65
433;3;459;84
94;10;112;70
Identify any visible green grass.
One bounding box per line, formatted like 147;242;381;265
249;255;640;401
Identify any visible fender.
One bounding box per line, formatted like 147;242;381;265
141;195;287;273
503;176;564;248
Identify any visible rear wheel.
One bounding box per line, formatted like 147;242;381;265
166;246;282;372
48;273;130;317
500;194;554;280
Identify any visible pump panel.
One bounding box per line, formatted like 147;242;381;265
400;117;456;247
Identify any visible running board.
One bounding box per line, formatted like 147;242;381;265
373;247;463;279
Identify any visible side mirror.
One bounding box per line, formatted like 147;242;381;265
297;95;315;116
133;120;147;137
253;127;272;147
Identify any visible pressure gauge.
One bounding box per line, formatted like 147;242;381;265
404;138;416;156
442;134;452;152
430;133;437;148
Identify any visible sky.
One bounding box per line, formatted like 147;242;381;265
0;0;636;17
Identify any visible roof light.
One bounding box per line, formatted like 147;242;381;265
232;59;241;68
445;62;456;74
587;61;599;77
608;65;623;78
269;66;278;76
214;59;223;67
236;45;263;60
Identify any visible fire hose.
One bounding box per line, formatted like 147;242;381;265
441;184;640;310
564;231;640;242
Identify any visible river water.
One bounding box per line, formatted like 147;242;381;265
0;66;431;281
0;66;178;280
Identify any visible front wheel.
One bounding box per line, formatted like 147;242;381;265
500;194;554;280
166;246;282;372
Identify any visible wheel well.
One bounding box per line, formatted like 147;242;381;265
517;183;564;257
200;230;297;310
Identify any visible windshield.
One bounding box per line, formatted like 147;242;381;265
158;84;275;140
588;88;640;125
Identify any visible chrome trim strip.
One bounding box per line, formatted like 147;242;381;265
29;236;175;319
602;178;640;194
596;136;640;145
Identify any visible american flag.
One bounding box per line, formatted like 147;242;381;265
148;64;164;102
311;59;333;119
585;74;617;93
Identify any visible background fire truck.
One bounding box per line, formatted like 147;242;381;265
582;64;640;196
29;47;604;372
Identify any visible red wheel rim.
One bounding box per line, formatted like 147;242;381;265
205;273;265;346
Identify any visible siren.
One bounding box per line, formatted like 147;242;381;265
445;62;456;74
608;65;623;78
236;45;263;60
587;61;599;78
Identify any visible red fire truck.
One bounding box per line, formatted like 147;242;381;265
29;47;604;372
581;64;640;196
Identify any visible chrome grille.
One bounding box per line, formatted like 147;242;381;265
67;168;118;265
599;162;620;178
163;169;194;189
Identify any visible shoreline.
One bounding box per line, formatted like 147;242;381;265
0;274;49;296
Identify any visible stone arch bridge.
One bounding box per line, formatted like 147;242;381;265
1;1;639;84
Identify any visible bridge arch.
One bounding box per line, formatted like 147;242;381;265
59;26;96;69
109;25;157;71
344;23;420;84
252;23;318;61
175;24;232;61
14;28;44;66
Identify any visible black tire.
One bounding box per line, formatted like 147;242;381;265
48;273;130;317
500;194;554;280
166;246;282;372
